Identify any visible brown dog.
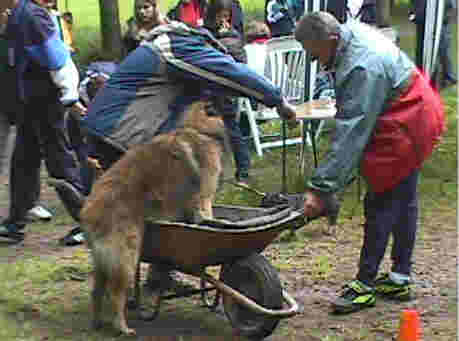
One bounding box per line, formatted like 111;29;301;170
80;101;230;335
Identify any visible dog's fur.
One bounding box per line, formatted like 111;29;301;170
80;101;230;335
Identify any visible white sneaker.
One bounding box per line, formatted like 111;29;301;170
28;205;53;221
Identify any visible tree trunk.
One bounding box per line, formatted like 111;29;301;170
99;0;123;60
376;0;392;27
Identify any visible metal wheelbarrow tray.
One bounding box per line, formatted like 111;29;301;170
140;204;304;340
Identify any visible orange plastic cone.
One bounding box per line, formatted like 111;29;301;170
398;309;422;341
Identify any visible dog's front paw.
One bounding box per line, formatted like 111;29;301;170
323;224;337;237
120;327;136;336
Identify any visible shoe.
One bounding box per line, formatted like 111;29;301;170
59;226;85;246
0;222;25;242
332;280;376;314
374;273;412;301
48;179;84;222
27;205;53;221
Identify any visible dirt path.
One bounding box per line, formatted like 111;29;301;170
0;166;455;341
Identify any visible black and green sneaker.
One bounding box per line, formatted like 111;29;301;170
332;280;376;314
374;273;412;301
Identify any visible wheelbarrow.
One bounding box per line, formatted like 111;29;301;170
137;204;304;340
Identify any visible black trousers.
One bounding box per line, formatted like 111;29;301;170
357;170;419;286
8;95;84;225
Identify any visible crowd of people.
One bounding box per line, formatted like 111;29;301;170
0;0;452;316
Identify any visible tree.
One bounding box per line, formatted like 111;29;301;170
98;0;123;60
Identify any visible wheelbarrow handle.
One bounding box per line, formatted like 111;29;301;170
202;273;299;318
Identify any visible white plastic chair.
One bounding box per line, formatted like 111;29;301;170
239;36;306;157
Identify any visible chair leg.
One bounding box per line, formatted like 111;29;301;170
244;101;263;157
282;120;287;193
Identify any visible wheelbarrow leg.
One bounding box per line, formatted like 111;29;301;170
134;261;162;321
200;271;220;310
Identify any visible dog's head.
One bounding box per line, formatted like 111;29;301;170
183;100;227;135
183;100;233;178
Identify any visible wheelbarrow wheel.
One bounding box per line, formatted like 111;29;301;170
220;253;283;340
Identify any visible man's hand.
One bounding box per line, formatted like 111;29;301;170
70;101;87;116
303;190;325;218
277;97;297;122
87;156;102;170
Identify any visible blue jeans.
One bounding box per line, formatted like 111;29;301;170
223;115;250;179
357;170;419;286
438;19;457;82
8;97;84;225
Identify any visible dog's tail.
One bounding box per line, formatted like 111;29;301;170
91;239;131;285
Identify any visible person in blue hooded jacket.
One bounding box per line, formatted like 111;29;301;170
82;21;296;173
0;0;86;245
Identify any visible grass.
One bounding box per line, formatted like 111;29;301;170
0;2;456;341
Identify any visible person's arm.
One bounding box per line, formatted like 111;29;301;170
307;66;391;194
24;6;80;107
158;33;285;109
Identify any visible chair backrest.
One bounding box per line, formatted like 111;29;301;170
264;36;306;105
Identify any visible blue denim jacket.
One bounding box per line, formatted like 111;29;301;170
308;21;415;193
83;22;283;152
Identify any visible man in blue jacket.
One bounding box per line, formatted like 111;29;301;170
0;0;86;245
82;21;296;168
48;21;295;233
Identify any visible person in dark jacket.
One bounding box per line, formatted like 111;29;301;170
1;0;86;244
0;2;55;224
204;0;250;184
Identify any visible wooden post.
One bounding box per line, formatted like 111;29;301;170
376;0;392;27
99;0;123;60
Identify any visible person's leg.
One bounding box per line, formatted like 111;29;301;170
8;123;42;225
67;113;92;195
390;170;419;277
439;22;457;83
40;100;84;194
37;98;86;245
356;190;395;286
0;112;12;176
372;170;419;301
332;175;412;314
223;115;251;183
0;121;42;241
